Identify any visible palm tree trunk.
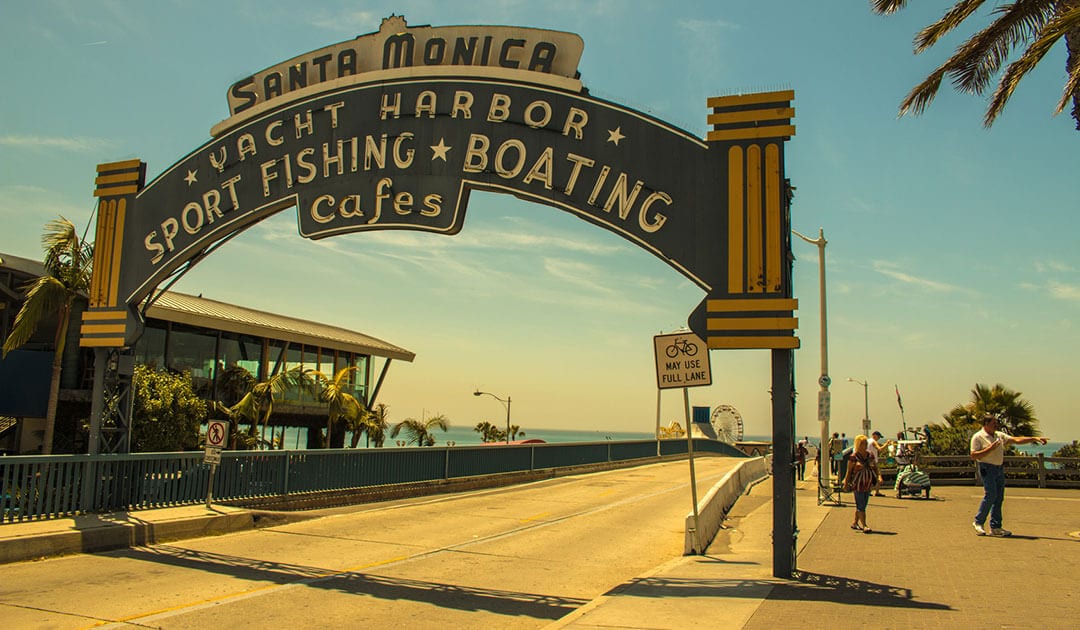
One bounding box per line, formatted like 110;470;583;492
41;303;71;455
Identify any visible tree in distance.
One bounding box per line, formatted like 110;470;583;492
925;382;1040;455
392;413;450;446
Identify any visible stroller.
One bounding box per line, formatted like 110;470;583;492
893;439;931;499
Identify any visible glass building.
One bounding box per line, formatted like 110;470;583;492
0;252;415;453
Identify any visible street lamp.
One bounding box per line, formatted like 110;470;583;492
847;377;870;435
793;227;830;489
474;390;512;445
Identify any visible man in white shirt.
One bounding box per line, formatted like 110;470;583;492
970;414;1048;537
868;431;888;495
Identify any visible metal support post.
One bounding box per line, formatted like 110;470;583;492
772;348;796;578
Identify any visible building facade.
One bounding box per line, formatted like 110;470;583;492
0;252;414;454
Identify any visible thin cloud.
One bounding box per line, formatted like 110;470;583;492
1046;281;1080;302
677;18;739;33
0;134;113;153
306;10;381;33
1034;259;1075;274
543;257;615;295
872;261;962;293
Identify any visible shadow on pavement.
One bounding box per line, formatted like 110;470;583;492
110;545;586;620
776;571;952;610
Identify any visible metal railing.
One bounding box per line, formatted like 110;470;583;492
1;439;744;523
878;454;1080;488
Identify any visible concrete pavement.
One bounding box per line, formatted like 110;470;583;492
2;467;1078;628
550;471;1080;629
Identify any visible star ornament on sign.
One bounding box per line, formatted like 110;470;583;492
184;169;197;185
607;127;625;146
430;138;451;161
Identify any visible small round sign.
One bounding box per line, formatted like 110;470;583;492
819;375;831;388
206;420;229;448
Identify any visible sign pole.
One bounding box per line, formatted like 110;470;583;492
206;463;217;509
653;331;710;555
683;387;702;554
203;420;229;510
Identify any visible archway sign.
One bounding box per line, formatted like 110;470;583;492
78;15;799;576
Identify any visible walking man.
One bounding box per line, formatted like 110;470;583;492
970;414;1048;537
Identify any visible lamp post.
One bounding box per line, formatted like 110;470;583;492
793;227;831;489
474;390;511;444
847;377;870;435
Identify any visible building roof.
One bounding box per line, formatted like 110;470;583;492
1;252;414;362
0;252;47;278
148;291;415;361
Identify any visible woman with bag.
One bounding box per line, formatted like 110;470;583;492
843;434;879;533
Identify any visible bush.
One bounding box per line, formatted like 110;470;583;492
131;365;207;452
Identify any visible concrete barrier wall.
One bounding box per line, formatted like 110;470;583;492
684;456;769;554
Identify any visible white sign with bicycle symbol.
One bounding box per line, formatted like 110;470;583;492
653;332;712;390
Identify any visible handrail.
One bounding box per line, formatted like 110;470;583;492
0;438;746;523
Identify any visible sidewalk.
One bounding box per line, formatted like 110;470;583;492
549;472;1080;629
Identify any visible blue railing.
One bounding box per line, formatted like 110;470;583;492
1;439;745;523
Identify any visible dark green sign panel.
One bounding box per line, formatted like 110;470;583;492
81;18;797;352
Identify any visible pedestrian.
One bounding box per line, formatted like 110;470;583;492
828;432;842;475
794;439;807;480
970;414;1048;537
842;434;878;533
868;430;889;496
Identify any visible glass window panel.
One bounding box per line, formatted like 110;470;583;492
301;345;318;403
167;324;218;398
217;332;262;405
282;344;303;402
134;322;167;370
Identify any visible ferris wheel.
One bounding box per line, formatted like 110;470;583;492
710;405;745;443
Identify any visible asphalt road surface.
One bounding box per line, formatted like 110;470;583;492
1;457;740;629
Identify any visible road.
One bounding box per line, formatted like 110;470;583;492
0;457;740;629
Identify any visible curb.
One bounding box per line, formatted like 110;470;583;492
0;510;256;565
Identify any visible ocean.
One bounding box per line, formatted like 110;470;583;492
260;425;774;449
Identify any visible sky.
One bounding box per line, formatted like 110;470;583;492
2;1;1077;442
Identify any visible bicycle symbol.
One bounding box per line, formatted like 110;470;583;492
664;338;698;358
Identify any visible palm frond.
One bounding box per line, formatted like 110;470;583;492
870;0;909;15
898;63;951;117
425;413;450;432
2;276;69;356
1048;6;1080;116
985;8;1066;126
947;1;1054;95
912;0;987;52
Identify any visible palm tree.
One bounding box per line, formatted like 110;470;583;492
2;218;93;454
872;1;1080;129
367;403;390;447
307;365;366;448
943;382;1040;435
509;425;525;441
474;421;502;442
225;365;308;448
391;413;450;446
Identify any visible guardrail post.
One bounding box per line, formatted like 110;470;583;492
282;452;291;496
1037;453;1046;488
444;447;450;480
